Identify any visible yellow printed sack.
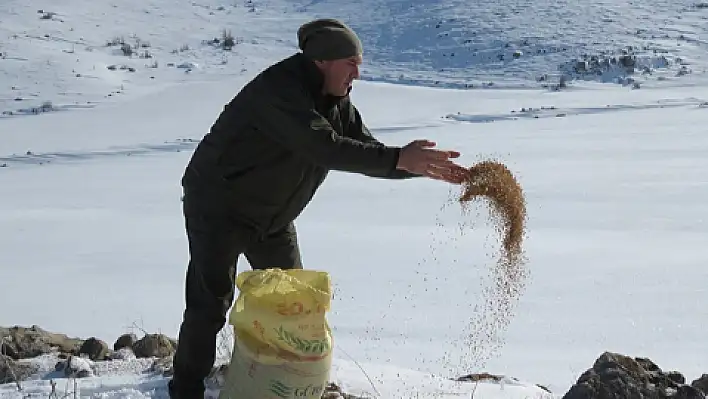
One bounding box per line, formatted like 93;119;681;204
218;268;334;399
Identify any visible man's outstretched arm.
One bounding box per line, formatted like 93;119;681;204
342;99;468;184
342;99;421;179
251;84;404;177
251;83;467;184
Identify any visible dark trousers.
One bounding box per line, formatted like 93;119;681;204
168;208;302;398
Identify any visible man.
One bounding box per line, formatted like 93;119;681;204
168;18;468;398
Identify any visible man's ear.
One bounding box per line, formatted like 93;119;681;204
313;59;331;70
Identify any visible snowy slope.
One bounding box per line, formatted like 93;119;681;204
3;0;708;117
290;0;708;88
0;0;304;116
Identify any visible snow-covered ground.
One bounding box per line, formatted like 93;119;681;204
2;79;707;398
2;0;708;398
0;352;553;399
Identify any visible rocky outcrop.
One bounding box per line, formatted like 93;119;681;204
4;325;705;399
132;334;176;358
693;375;708;395
0;354;38;384
111;347;137;360
456;372;504;383
321;382;368;399
0;326;181;362
54;355;96;378
113;333;138;351
0;325;83;359
557;45;681;87
563;352;705;399
150;355;174;376
78;337;110;361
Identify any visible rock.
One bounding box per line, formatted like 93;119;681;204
563;351;706;399
322;383;368;399
62;355;94;378
693;375;708;394
150;355;174;377
54;359;68;372
0;325;83;359
0;354;38;384
455;372;503;382
680;386;708;399
536;384;552;393
114;333;138;351
78;337;109;361
133;334;176;358
668;371;687;385
111;347;136;360
634;356;661;373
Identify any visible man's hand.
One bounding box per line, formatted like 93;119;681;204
396;139;469;184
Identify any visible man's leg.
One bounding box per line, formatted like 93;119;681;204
245;222;303;270
169;214;253;398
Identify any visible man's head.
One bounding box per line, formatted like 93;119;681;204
297;18;363;97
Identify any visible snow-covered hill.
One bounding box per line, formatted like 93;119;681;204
3;0;708;117
294;0;708;88
0;0;302;116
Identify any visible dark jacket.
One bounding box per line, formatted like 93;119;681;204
181;52;417;235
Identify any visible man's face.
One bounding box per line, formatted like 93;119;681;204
315;55;362;96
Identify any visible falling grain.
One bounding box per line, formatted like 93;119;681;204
459;160;526;266
453;159;530;371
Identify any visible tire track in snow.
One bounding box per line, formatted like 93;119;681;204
0;139;200;169
443;98;708;123
0;125;437;169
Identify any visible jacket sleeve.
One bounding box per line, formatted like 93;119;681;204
250;83;403;177
343;100;421;180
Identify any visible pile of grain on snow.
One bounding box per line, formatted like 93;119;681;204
456;160;529;369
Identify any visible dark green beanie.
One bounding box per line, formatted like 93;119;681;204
297;18;363;61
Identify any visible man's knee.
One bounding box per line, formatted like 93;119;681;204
245;222;303;270
183;215;253;313
184;259;235;322
181;301;226;336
